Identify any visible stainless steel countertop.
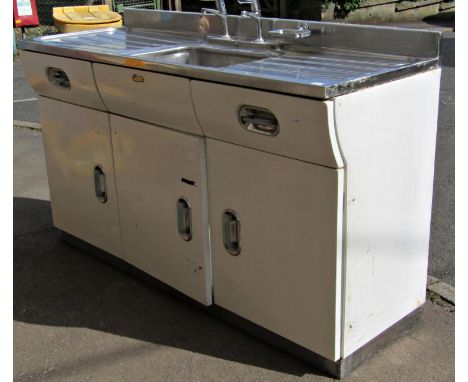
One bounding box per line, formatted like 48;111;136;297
18;10;440;99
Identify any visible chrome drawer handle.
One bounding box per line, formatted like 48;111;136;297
222;209;241;256
132;74;144;83
239;105;279;136
93;165;107;203
46;67;71;89
177;198;192;241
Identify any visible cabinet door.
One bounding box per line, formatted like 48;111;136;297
39;97;121;256
207;139;344;361
111;115;212;305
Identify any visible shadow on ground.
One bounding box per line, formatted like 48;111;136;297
440;33;454;68
422;11;455;32
13;196;324;378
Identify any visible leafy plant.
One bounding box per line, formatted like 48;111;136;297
336;0;363;13
428;291;438;302
332;0;363;18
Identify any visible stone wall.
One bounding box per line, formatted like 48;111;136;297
321;0;455;23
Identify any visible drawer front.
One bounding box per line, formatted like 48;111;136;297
94;64;202;135
191;81;343;168
20;51;106;110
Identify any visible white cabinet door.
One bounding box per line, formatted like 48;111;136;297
111;115;212;305
207;139;344;361
39;97;121;256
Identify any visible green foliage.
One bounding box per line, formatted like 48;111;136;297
332;0;363;18
336;0;363;13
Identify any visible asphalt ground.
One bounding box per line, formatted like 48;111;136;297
428;32;455;285
13;59;38;124
13;31;455;286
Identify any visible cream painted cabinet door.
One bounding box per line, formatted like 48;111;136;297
207;139;344;361
39;97;121;256
111;115;212;306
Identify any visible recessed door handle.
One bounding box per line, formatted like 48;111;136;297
93;165;107;203
177;198;192;241
46;67;71;89
132;74;144;83
239;105;279;136
222;209;241;256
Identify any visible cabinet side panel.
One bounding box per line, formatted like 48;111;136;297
335;69;441;357
207;139;343;360
39;97;121;256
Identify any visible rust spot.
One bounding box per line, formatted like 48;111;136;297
123;58;147;68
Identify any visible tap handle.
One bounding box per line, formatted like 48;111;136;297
215;0;227;14
202;8;219;15
237;0;261;14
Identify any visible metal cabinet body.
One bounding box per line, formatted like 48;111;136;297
334;69;441;357
28;44;441;374
110;116;212;305
38;97;121;256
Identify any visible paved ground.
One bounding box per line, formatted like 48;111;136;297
428;32;455;285
13;23;455;381
13;59;39;124
13;215;455;381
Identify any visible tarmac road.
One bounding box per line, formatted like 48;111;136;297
428;32;455;286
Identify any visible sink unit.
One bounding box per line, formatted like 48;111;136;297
18;8;441;379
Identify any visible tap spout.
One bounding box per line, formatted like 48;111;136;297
202;0;230;39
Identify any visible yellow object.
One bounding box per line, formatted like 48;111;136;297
53;5;122;33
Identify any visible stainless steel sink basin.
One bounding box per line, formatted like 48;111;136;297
135;47;267;68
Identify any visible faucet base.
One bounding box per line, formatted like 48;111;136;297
207;35;280;49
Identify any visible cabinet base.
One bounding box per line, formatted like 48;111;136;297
60;230;422;379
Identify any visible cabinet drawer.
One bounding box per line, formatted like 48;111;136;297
94;64;202;135
191;81;343;168
20;51;106;110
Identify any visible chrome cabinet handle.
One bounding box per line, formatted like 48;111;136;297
46;67;71;89
222;209;241;256
93;166;107;203
177;198;192;241
132;74;144;83
239;105;279;136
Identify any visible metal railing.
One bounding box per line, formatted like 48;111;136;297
113;0;162;13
